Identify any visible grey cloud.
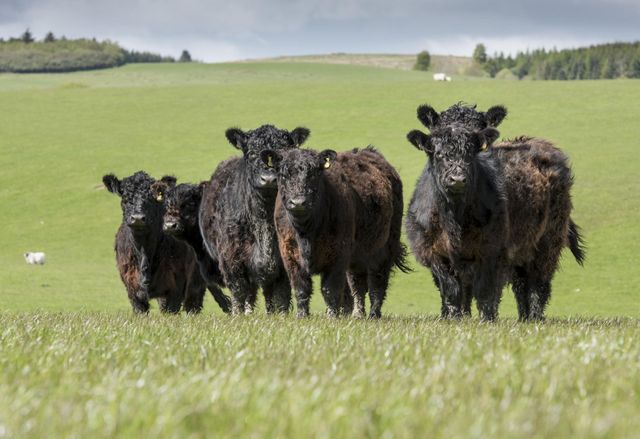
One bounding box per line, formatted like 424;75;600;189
0;0;638;61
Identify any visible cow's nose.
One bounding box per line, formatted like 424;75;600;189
129;214;146;225
260;173;277;186
450;174;466;184
286;197;306;211
163;221;178;232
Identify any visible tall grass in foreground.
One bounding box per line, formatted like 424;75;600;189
0;312;638;438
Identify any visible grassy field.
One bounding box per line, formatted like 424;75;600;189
0;62;639;437
1;313;638;438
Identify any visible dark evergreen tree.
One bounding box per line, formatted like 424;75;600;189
179;50;192;62
21;29;35;44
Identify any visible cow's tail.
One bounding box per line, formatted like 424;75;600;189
568;218;586;266
390;172;412;274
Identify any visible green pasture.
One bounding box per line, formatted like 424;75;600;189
1;62;638;316
1;62;639;438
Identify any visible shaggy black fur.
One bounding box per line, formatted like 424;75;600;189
405;118;585;321
199;124;310;315
103;171;207;314
263;146;409;318
416;102;508;132
151;180;232;313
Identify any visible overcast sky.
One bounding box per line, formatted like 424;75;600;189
1;0;638;62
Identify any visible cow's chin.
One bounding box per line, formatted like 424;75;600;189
447;186;466;196
163;227;183;237
255;184;278;196
286;207;308;218
128;225;150;236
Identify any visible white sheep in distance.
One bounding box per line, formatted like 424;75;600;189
433;73;452;81
24;252;46;265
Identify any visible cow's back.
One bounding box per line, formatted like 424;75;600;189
335;147;402;265
492;138;573;264
199;157;243;263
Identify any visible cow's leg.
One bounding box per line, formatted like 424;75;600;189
367;265;391;319
473;264;503;322
183;287;205;314
526;236;561;321
528;279;551;321
261;284;276;314
129;295;150;314
347;271;367;318
293;272;313;318
320;269;346;318
461;280;473;317
339;284;354;316
267;275;292;314
432;264;463;318
160;293;183;314
225;275;257;316
512;267;531;321
196;258;232;314
206;284;231;314
244;289;258;315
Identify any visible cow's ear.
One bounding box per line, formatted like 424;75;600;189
481;127;500;147
290;127;310;147
102;174;121;196
160;175;177;187
225;127;247;151
417;104;440;129
407;130;434;154
150;181;168;203
485;105;507;127
260;149;282;170
319;149;337;170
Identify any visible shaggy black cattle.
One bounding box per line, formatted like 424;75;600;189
103;171;207;313
261;146;409;318
199;125;310;315
405;106;584;321
150;180;232;313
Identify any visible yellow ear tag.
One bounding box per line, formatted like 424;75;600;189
480;142;488;151
267;155;273;168
156;193;163;202
324;157;331;169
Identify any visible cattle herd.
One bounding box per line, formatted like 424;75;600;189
103;103;585;321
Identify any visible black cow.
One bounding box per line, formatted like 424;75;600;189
103;171;207;313
262;146;409;318
405;115;584;321
150;180;232;313
199;125;310;315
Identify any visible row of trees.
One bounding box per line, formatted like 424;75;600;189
0;30;192;73
473;42;640;80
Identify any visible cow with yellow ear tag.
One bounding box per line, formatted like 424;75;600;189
260;146;409;319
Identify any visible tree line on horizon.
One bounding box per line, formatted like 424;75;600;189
472;41;640;79
0;29;192;73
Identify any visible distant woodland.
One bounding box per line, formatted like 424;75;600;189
473;41;640;79
0;30;185;73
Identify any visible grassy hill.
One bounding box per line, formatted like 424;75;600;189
1;62;639;437
240;53;473;74
1;62;639;316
